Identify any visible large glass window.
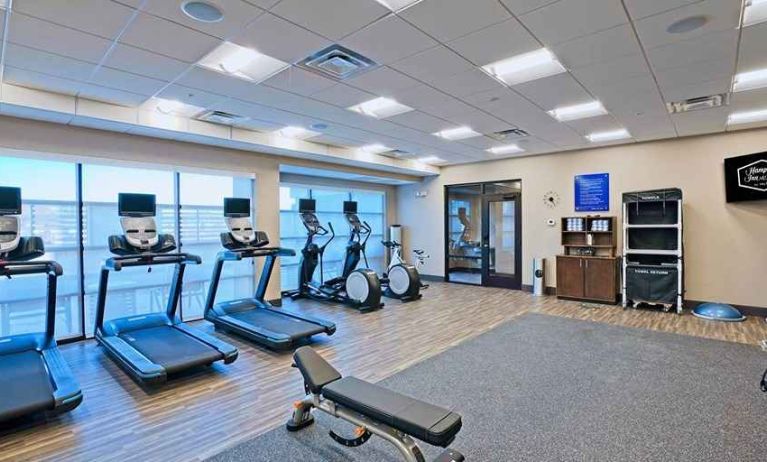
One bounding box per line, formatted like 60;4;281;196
82;165;176;336
279;184;387;292
179;172;253;319
0;156;81;339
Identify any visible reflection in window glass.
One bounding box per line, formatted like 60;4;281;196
179;172;254;319
0;156;81;339
279;184;386;291
82;165;176;337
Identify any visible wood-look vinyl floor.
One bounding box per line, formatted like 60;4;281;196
1;282;764;462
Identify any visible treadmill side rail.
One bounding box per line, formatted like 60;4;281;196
99;335;166;384
174;323;239;364
42;347;84;411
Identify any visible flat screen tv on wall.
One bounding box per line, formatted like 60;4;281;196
724;151;767;203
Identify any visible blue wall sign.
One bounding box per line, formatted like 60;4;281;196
575;173;610;212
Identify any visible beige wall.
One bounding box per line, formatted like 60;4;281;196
397;128;767;308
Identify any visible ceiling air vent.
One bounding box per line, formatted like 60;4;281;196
197;110;250;126
298;45;377;81
666;93;728;114
380;149;413;159
488;128;529;142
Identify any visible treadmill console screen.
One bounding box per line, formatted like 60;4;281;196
343;201;357;214
118;193;156;217
224;197;251;217
299;198;316;213
0;187;21;215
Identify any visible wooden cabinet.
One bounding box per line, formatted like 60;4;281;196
556;256;618;304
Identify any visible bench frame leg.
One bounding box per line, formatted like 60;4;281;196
287;394;428;462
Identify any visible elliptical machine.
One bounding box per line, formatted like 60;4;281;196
282;199;383;312
382;239;427;295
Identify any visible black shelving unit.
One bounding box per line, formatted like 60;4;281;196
622;188;684;314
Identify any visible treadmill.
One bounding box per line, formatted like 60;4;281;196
0;186;82;422
204;197;335;350
94;193;238;386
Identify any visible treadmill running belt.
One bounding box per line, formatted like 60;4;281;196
119;326;223;374
229;309;327;338
0;350;55;420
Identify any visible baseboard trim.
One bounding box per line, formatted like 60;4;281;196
419;274;445;282
521;284;557;295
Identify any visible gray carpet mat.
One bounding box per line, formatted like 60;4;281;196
209;313;767;461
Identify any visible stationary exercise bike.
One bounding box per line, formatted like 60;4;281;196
282;199;383;312
380;238;423;300
381;240;429;290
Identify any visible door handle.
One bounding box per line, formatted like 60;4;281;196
579;259;582;268
585;259;589;269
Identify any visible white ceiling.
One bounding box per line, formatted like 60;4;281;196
280;164;415;185
0;0;764;166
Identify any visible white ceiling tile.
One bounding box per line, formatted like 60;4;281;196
624;0;704;20
387;111;451;133
520;0;628;45
3;67;83;96
654;57;735;94
391;46;474;83
499;0;561;15
513;73;592;110
102;44;190;82
430;69;503;97
241;0;282;9
311;134;362;148
730;88;767;111
563;114;623;135
120;13;222;63
232;12;332;63
89;67;168;96
262;67;336;96
634;0;741;50
5;44;96;81
270;0;388;41
588;74;665;115
142;0;264;39
418;96;476;118
646;28;737;71
659;77;731;102
156;84;229;109
457;136;496;149
448;17;540;67
571;54;651;90
386;83;447;110
9;13;112;63
670;106;728;136
345;66;421;95
13;0;136;40
77;83;149;106
310;83;375;108
340;15;438;65
553;24;641;69
400;0;511;42
737;21;767;73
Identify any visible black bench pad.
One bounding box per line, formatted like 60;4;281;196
322;377;462;447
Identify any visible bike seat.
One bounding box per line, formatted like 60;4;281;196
413;249;425;255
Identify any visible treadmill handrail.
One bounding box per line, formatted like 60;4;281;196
0;259;62;276
104;252;202;271
218;247;296;261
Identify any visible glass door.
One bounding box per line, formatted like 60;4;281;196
481;194;521;289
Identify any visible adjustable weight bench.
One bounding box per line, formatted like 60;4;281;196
286;347;464;462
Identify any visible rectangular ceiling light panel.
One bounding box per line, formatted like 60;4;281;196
433;126;481;141
733;68;767;92
586;128;631;143
548;101;607;121
487;144;524;155
152;98;204;117
277;126;321;140
417;155;446;165
348;97;414;119
360;144;391;154
744;0;767;27
482;48;566;86
375;0;423;11
199;41;289;83
728;108;767;125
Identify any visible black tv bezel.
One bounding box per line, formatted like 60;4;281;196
224;197;251;218
118;193;157;217
724;151;767;203
298;198;316;213
343;201;358;214
0;186;22;215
